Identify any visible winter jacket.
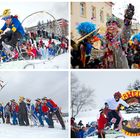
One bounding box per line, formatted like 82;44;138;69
0;106;3;113
18;101;27;114
4;104;11;116
1;17;25;36
97;114;107;132
46;99;58;112
42;103;49;114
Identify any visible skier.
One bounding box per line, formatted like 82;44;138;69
4;102;11;124
34;98;44;127
0;103;5;123
18;96;29;126
106;91;129;130
43;97;66;130
41;98;53;128
0;9;25;57
26;98;38;126
10;99;18;125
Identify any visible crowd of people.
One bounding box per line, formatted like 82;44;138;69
0;96;66;130
71;118;97;138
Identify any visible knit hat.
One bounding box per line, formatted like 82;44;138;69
106;16;121;28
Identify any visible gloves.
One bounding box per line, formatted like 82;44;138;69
0;30;3;34
124;3;135;26
124;4;135;20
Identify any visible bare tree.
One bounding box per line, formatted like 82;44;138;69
71;73;95;117
127;79;140;90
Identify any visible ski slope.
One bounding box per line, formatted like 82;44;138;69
0;119;68;138
0;53;68;69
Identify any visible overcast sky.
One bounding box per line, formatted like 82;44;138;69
72;71;140;109
0;71;68;112
0;0;68;27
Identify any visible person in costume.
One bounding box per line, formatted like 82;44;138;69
102;3;134;68
0;9;25;57
106;92;129;130
75;22;98;68
131;32;140;68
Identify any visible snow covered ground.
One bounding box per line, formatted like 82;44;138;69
0;119;68;138
0;53;68;69
75;109;140;138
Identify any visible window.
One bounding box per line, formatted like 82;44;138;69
106;13;110;21
91;6;96;20
100;10;104;23
80;2;86;17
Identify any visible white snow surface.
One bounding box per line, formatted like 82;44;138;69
0;120;68;138
0;53;68;69
75;109;140;138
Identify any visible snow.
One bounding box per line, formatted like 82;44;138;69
0;53;68;69
75;109;140;138
0;119;68;138
76;109;140;125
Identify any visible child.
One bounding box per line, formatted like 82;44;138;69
97;109;107;138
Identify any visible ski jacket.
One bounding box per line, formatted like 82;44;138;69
0;106;3;113
4;104;11;115
41;103;49;114
46;99;58;112
1;17;25;36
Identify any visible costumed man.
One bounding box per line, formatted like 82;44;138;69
4;102;11;124
18;96;29;126
43;97;66;130
0;103;5;123
26;98;39;126
75;22;98;68
0;9;25;57
34;98;44;127
131;32;140;68
102;3;134;68
41;98;53;128
10;99;19;125
106;91;129;130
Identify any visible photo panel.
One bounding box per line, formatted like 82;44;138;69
0;71;69;138
71;1;140;69
0;0;69;69
71;71;140;138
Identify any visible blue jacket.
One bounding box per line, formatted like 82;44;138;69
1;17;25;36
46;100;58;112
0;106;3;113
85;42;93;55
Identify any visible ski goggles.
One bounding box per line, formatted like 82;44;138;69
2;15;11;21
